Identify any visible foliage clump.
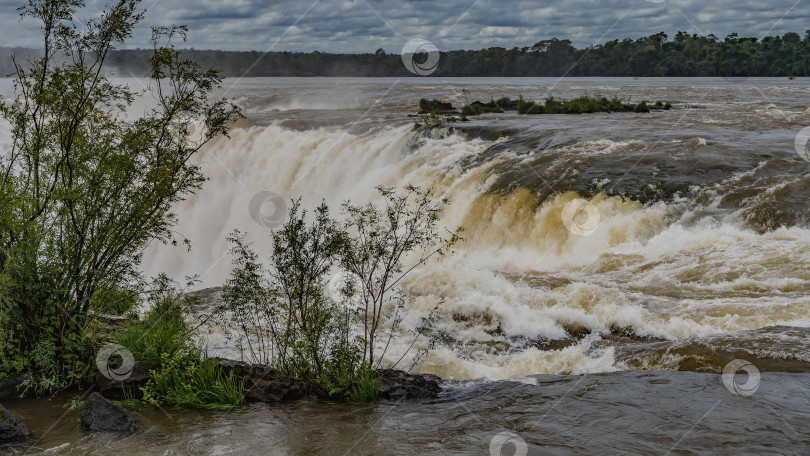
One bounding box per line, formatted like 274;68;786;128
0;0;240;395
417;95;672;119
113;281;244;409
114;278;195;366
512;95;669;114
219;186;461;401
414;112;449;130
418;98;456;114
141;350;244;409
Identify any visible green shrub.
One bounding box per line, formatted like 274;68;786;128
508;94;662;115
0;0;240;395
414;112;447;130
516;96;536;114
495;97;517;110
460;100;503;116
220;187;460;401
418;98;455;114
142;351;244;409
220;201;358;392
115;294;193;366
90;286;140;316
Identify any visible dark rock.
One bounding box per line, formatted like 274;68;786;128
0;375;24;401
94;363;154;400
80;393;135;432
376;369;443;400
215;359;304;403
0;405;30;443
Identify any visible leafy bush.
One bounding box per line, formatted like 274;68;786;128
418;98;455;114
0;0;240;394
220;187;461;400
504;94;668;115
115;294;193;366
90;285;140;316
461;100;503;116
340;185;462;368
348;364;381;402
414;112;448;130
220;201;361;396
635;101;651;113
142;351;244;409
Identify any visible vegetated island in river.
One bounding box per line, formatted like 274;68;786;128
415;95;672;126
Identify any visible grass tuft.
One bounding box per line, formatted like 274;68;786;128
114;296;193;366
143;351;245;409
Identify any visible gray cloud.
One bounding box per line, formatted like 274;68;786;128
0;0;808;52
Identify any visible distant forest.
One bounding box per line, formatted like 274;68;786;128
2;31;810;77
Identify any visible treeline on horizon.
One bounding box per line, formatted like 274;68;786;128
2;31;810;77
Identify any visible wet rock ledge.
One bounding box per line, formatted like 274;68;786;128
215;359;443;402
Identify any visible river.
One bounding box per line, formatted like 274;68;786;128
5;77;810;454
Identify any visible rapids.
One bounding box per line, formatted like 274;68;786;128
134;77;810;381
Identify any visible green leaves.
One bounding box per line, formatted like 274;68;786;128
220;186;461;400
340;185;461;368
142;351;245;409
0;0;241;395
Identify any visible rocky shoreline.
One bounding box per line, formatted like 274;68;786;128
0;359;442;443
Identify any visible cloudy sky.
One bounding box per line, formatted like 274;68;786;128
0;0;807;53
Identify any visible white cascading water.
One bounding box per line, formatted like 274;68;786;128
139;119;810;380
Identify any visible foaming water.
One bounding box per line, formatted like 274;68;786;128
52;77;810;380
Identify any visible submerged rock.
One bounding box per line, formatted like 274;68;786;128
94;363;154;400
0;405;30;442
377;369;442;400
216;359;304;403
80;393;135;432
